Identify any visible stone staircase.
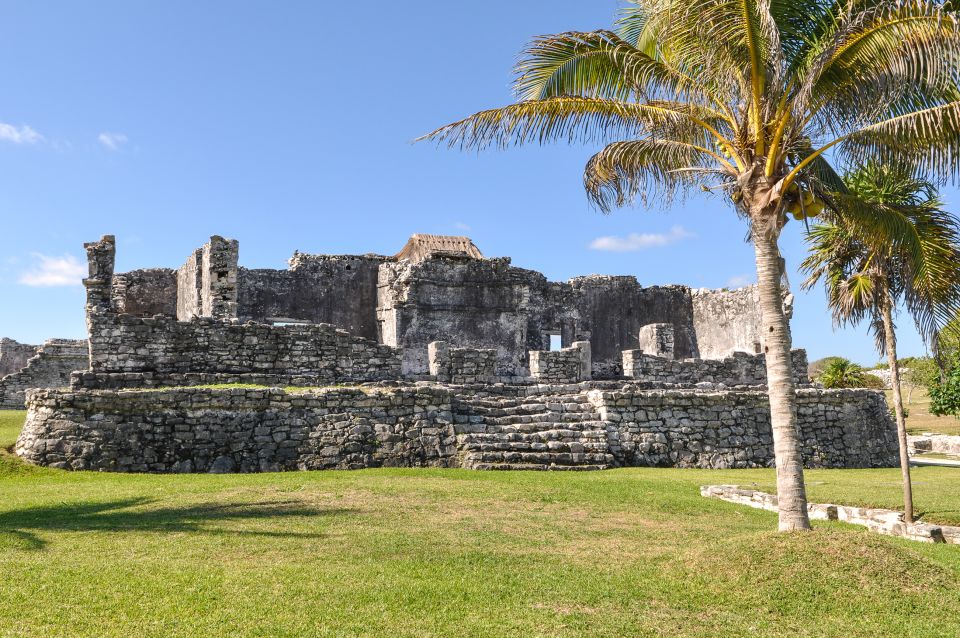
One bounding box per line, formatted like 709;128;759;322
453;388;614;470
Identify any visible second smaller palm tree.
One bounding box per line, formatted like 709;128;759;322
801;163;960;523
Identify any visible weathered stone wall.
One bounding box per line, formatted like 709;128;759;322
112;268;178;317
106;233;771;377
0;338;38;378
237;252;388;340
622;349;809;387
378;255;534;375
592;386;897;468
570;278;698;373
637;323;676;359
691;286;764;359
0;339;89;409
85;313;401;387
18;382;898;471
529;342;591;383
428;341;497;384
17;386;456;472
176;247;203;320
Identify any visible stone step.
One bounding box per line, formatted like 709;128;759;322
463;450;613;464
459;441;610;454
466;462;610;471
458;396;594;409
462;402;596;416
484;412;600;425
481;419;608;433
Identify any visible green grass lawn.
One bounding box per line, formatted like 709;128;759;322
2;410;960;637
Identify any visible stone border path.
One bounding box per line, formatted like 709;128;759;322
701;485;960;544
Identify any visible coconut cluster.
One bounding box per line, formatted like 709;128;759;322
783;183;825;221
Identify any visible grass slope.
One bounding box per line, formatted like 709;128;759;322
886;387;960;436
2;411;960;637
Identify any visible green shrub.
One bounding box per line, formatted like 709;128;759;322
818;358;869;389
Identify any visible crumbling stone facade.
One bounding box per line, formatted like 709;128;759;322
0;339;89;409
82;314;400;388
18;386;455;472
107;233;773;377
0;338;38;378
428;341;498;384
529;342;591;383
10;232;899;473
111;268;178;317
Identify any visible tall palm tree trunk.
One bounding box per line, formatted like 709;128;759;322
880;287;915;522
753;224;812;531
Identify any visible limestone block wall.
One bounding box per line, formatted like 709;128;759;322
691;286;764;359
84;313;401;388
237;253;388;340
428;341;497;384
17;386;456;472
112;269;178;317
378;256;533;376
592;386;897;468
529;342;590;383
637;323;676;359
622;349;809;387
0;340;89;409
0;338;38;377
569;278;699;374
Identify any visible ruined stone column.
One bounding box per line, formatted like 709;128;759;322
83;235;116;317
428;341;451;382
638;323;675;360
201;236;239;320
83;235;116;370
572;340;592;381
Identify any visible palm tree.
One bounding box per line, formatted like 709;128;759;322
801;163;960;523
420;0;960;530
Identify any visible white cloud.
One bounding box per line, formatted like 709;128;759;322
726;274;753;287
589;226;694;252
0;122;43;144
98;132;128;150
454;222;472;232
18;253;86;287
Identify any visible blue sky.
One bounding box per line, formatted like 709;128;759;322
0;0;949;364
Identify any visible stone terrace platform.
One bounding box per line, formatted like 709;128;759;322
16;382;898;473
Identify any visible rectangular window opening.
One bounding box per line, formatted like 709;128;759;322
549;334;563;352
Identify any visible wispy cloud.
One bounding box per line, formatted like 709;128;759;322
726;274;753;287
98;132;128;150
454;222;472;232
589;226;694;252
18;254;86;287
0;122;43;144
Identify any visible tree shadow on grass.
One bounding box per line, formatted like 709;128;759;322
0;498;353;551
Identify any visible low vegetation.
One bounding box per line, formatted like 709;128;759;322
2;412;959;636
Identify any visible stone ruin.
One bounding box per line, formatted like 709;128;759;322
0;338;89;409
11;233;899;473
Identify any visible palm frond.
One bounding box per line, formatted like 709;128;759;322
582;138;723;211
417;96;725;151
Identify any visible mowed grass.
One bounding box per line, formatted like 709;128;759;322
2;411;960;637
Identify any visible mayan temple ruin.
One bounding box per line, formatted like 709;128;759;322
9;233;899;472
